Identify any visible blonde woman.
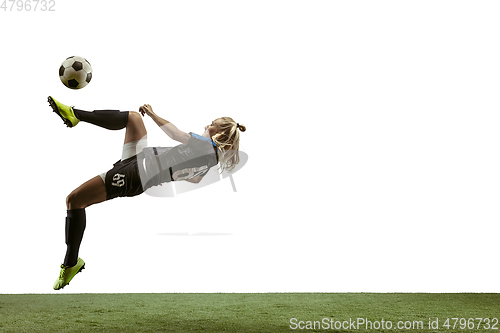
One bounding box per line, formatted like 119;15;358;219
47;96;246;290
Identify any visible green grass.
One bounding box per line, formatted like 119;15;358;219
0;293;499;332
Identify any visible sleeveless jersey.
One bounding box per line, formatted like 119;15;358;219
137;133;218;190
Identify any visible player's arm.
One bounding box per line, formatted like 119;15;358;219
139;104;191;144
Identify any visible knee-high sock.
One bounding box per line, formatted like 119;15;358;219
73;109;129;130
63;209;86;267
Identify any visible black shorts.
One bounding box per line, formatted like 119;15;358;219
104;156;144;200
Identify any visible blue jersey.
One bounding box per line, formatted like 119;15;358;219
137;133;218;190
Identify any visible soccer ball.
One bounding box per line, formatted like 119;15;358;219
59;56;92;89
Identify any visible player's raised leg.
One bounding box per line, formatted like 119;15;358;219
123;111;147;144
48;96;80;128
48;96;129;130
72;108;129;130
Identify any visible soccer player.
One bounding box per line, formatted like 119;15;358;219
48;96;246;290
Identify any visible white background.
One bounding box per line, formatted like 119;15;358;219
0;0;499;293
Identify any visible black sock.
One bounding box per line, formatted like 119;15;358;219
73;109;129;130
63;209;86;267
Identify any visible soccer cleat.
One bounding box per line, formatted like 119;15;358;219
53;257;85;290
47;96;80;128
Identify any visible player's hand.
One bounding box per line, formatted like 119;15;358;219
139;104;155;117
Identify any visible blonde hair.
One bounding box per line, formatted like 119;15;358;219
212;117;246;172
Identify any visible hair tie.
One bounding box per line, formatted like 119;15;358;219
236;123;240;129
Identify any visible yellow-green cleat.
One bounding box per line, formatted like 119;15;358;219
48;96;80;128
53;258;85;290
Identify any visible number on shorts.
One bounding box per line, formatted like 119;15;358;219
112;173;125;187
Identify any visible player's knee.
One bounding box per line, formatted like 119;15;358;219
128;111;143;126
66;190;83;210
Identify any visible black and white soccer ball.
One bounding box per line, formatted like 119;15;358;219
59;56;92;89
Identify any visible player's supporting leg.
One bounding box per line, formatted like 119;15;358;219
64;173;110;265
54;176;107;290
